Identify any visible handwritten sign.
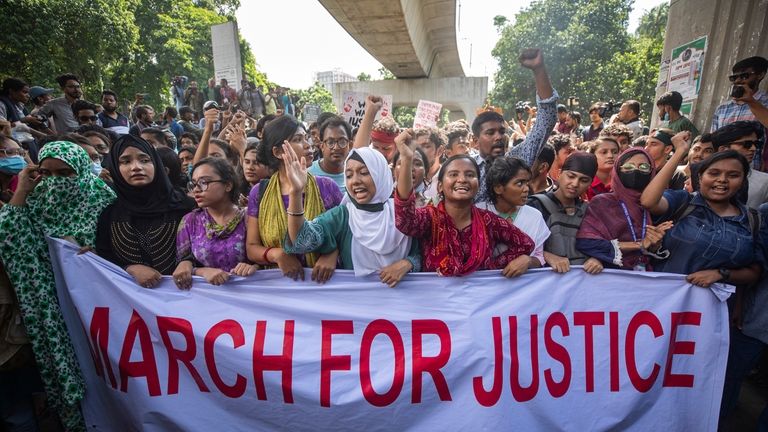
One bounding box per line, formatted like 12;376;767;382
341;92;392;128
413;100;442;129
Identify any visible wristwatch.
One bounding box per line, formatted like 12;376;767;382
718;268;731;283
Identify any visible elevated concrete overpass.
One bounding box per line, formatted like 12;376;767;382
318;0;464;79
318;0;485;122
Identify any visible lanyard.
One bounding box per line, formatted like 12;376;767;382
619;201;646;243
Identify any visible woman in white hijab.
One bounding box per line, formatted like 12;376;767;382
282;142;420;287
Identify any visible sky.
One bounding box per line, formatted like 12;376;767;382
236;0;668;90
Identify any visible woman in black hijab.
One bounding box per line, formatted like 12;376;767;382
95;134;196;287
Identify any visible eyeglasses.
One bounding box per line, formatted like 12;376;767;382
188;178;225;191
728;71;760;82
79;115;97;122
0;148;27;158
323;138;349;149
730;140;759;149
619;162;652;173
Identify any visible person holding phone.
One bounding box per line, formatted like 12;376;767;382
711;56;768;168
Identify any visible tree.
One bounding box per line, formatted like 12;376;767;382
493;15;509;33
491;0;632;116
295;82;336;116
378;67;396;80
596;3;668;117
357;72;372;82
0;0;268;110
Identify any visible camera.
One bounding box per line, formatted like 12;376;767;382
730;85;745;98
203;101;219;112
598;100;617;118
515;101;531;115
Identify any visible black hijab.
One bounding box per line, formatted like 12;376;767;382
107;134;195;217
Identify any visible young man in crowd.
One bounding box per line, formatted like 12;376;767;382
582;102;605;141
39;73;83;132
616;99;644;140
530;143;556;194
644;128;675;171
128;105;156;136
219;78;237;105
28;86;54;116
566;111;583;137
178;106;200;133
656;90;699;138
98;90;130;136
412;127;447;196
547;134;573;180
162;107;183;141
555;104;570;134
671;133;714;191
711;56;768;169
472;48;557;202
72;100;99;127
600;123;633;151
203;77;221;105
307;116;351;193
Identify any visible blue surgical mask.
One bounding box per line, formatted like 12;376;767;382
0;156;27;174
91;162;102;176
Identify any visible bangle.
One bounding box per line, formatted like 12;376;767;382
286;210;304;217
262;247;274;264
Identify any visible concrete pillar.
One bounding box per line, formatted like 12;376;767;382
652;0;768;132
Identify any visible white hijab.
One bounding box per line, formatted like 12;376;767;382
344;148;412;276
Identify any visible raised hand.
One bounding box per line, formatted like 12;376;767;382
365;95;383;114
394;129;414;160
518;48;544;70
671;131;691;154
281;142;307;194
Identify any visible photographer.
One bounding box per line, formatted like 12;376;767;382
170;75;188;110
183;81;204;118
711;56;768;169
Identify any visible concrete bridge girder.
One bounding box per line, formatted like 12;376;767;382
331;77;488;126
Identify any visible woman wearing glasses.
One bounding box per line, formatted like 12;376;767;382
307;116;351;193
0;135;27;204
173;157;255;288
95;134;196;288
576;147;674;271
245;115;343;281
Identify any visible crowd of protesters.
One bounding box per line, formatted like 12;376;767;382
0;49;767;431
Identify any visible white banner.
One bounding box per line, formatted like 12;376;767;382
47;238;731;431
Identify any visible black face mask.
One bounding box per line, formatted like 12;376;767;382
619;170;652;191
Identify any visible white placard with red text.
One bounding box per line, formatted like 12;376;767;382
340;91;392;129
413;100;442;129
48;238;730;431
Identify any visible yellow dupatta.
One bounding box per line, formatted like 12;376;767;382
258;172;325;266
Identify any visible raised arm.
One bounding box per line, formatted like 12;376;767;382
507;49;558;166
394;129;414;200
640;131;691;215
283;142;309;244
353;95;383;149
194;108;219;165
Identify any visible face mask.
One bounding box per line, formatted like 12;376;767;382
618;170;652;191
0;155;27;174
91;162;102;176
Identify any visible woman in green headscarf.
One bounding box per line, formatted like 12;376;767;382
0;141;115;431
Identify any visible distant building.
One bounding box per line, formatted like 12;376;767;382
314;69;358;90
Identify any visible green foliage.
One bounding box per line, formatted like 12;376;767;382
378;67;396;80
295;82;336;116
393;106;415;128
0;0;265;110
357;72;372;82
493;15;509;33
491;0;634;116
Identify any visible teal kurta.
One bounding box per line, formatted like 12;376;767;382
284;205;421;271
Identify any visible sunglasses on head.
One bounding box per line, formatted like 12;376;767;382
728;71;760;82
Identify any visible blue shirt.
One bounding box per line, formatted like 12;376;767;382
652;190;762;274
308;160;346;193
